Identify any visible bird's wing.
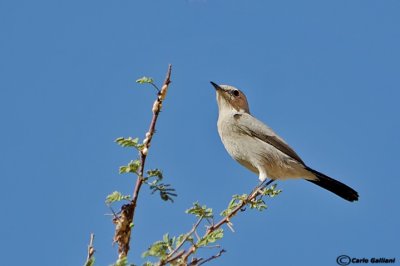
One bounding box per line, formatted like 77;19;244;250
235;113;305;165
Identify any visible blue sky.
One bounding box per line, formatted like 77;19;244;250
1;0;399;265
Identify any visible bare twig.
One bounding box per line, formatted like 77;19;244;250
203;244;221;249
84;233;95;266
113;64;172;259
197;249;226;266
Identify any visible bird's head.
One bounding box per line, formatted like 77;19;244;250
210;82;250;114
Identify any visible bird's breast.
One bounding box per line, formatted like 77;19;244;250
217;114;261;172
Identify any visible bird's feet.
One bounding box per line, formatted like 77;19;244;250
250;179;275;197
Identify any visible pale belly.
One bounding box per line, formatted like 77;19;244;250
220;134;314;180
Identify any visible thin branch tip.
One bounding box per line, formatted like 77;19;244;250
113;64;173;259
84;233;95;266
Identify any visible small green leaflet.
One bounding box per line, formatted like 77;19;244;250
136;76;154;84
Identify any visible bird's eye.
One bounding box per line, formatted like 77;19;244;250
232;90;240;97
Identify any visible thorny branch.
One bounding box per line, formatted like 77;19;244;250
113;65;172;260
164;180;275;265
207;180;274;233
160;217;204;265
163;217;204;264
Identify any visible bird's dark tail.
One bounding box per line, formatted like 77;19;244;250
305;167;359;202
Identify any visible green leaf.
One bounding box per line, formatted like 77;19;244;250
186;202;213;218
220;194;247;217
85;257;95;266
197;229;224;247
163;233;175;252
262;184;282;197
136;76;154;84
148;178;177;202
113;256;128;266
220;198;238;217
248;198;267;211
146;169;163;180
115;137;144;150
142;262;153;266
163;233;170;244
142;240;169;259
105;191;131;205
175;233;193;248
142;233;179;260
119;160;140;174
233;194;248;202
175;233;185;248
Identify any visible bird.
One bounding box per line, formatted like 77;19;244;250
210;81;359;202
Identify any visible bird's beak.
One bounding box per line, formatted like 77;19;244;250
210;81;222;91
